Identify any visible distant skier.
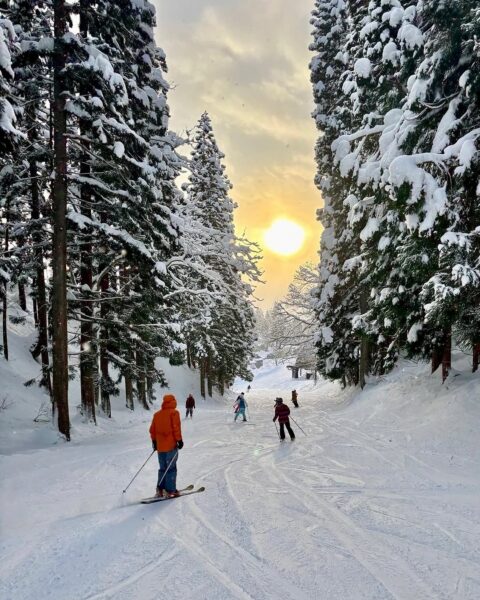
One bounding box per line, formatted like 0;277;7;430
273;397;295;441
185;394;195;418
291;389;299;408
149;394;184;498
247;384;251;392
234;392;248;422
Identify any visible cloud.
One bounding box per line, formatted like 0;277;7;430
153;0;321;305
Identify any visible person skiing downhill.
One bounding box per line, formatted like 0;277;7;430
273;397;295;441
234;392;248;422
185;394;195;418
291;389;299;408
149;394;184;498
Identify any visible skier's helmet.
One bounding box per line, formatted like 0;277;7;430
275;397;283;404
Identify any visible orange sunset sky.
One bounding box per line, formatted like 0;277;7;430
154;0;321;306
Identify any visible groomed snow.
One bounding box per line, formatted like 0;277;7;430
1;345;480;599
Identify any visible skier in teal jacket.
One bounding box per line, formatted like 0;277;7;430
234;393;248;422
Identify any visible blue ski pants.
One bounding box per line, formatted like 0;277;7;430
235;408;247;421
157;449;178;492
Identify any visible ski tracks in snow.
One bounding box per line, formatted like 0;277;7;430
2;384;480;599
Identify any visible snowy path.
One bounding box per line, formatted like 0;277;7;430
1;378;480;600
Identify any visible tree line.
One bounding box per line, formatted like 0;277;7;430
310;0;479;387
0;0;259;439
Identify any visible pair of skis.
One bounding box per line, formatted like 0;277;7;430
141;484;205;504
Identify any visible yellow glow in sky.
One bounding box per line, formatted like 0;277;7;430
155;0;321;306
263;219;306;256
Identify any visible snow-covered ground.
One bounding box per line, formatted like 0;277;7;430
1;342;480;599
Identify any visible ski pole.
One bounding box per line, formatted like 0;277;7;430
274;421;281;440
156;450;179;490
122;449;155;494
290;416;307;436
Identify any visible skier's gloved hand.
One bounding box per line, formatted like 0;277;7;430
176;440;184;450
152;440;157;451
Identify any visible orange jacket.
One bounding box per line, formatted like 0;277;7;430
149;395;182;452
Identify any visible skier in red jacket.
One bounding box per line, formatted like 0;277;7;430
273;398;295;441
185;394;195;418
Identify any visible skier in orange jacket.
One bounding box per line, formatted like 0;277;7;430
149;394;183;498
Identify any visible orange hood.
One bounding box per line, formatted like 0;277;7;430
162;394;177;410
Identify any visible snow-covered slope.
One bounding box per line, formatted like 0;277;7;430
1;341;480;599
0;323;225;455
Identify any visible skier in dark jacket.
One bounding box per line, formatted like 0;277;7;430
291;389;299;408
273;398;295;441
185;394;195;418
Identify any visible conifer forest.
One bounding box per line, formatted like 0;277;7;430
1;2;480;600
0;0;260;439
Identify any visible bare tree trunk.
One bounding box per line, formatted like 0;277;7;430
2;289;7;361
186;341;191;369
473;342;480;374
146;357;155;404
29;134;51;395
441;330;451;383
18;281;26;312
16;231;27;312
100;348;111;416
99;271;111;417
51;0;70;439
2;200;9;361
79;177;95;422
358;290;370;389
77;0;96;423
431;347;442;374
125;370;134;410
79;258;96;419
136;349;149;409
359;336;370;388
121;265;134;410
200;357;206;398
218;367;225;396
206;352;213;397
32;294;38;328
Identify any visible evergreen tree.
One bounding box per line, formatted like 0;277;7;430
310;0;363;386
311;0;480;385
0;7;22;361
9;0;53;392
183;113;259;394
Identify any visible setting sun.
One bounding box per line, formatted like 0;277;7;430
263;218;306;256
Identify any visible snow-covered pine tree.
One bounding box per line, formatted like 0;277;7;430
310;0;364;386
63;0;183;417
415;0;480;377
321;0;480;382
1;1;189;434
0;6;23;361
183;113;259;394
328;1;425;378
8;0;53;393
105;0;184;409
